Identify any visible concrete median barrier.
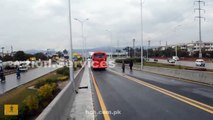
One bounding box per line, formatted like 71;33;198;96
138;66;213;85
36;65;85;120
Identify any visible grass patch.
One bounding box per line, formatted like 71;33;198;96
0;71;63;119
0;65;81;119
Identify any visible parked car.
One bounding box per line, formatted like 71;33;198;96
19;63;29;72
195;59;205;67
167;58;176;63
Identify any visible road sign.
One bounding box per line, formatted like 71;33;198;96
4;104;18;116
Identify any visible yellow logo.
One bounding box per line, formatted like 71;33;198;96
4;104;18;116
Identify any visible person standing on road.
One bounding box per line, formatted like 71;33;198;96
16;67;21;79
129;60;133;71
0;66;5;81
122;60;125;73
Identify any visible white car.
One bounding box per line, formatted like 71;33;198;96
19;63;29;71
195;59;205;67
172;56;179;61
167;58;176;63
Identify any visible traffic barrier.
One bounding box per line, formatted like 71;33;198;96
36;64;85;120
137;66;213;85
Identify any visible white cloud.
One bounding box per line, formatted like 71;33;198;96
0;0;212;51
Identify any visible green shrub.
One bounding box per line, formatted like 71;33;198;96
57;76;69;81
57;66;70;76
38;83;57;100
23;95;39;111
46;78;58;84
35;80;46;88
35;78;58;89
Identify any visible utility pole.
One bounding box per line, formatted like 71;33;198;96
133;39;136;58
140;0;144;70
117;39;120;58
1;47;4;57
105;30;113;59
11;46;13;56
194;0;205;58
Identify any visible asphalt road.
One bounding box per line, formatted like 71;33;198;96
155;59;213;69
90;67;213;120
0;67;59;94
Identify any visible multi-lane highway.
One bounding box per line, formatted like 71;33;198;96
0;67;58;94
155;59;213;69
90;65;213;120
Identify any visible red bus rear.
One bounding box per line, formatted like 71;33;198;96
91;52;107;69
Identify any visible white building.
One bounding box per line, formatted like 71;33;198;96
154;41;213;56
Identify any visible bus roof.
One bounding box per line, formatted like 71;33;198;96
92;51;106;54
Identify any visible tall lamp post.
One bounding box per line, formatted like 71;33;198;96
74;18;89;60
106;30;113;59
140;0;144;70
147;40;150;59
68;0;75;92
133;39;136;58
173;25;182;57
1;47;4;57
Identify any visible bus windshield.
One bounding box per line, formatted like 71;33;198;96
94;54;105;58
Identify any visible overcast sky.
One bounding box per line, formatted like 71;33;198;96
0;0;213;51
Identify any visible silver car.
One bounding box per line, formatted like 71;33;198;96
195;59;205;67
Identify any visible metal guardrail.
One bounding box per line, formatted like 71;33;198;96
36;64;86;120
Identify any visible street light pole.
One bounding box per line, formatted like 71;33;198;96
106;30;113;59
74;18;88;60
68;0;75;87
140;0;144;70
147;40;150;59
133;39;135;58
1;47;4;57
173;25;181;57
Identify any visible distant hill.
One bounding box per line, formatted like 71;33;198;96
25;49;56;55
24;46;158;55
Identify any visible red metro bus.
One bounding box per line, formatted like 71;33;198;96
91;52;108;69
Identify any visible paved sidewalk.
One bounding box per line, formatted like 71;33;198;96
69;66;94;120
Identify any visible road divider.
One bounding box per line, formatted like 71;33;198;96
107;69;213;114
36;65;85;120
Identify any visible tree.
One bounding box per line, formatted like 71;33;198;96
2;55;13;61
56;51;63;58
13;51;27;61
63;49;68;55
116;49;121;53
25;54;33;60
178;50;189;57
34;53;47;60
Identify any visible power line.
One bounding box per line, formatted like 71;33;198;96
194;0;206;58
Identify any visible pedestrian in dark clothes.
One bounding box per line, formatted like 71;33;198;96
122;60;125;73
129;60;133;71
0;67;5;82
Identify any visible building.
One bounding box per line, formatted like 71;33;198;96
154;41;213;56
